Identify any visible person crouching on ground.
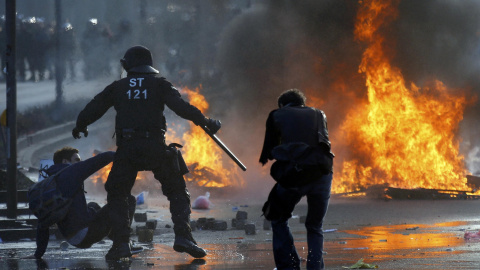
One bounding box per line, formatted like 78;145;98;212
28;146;142;259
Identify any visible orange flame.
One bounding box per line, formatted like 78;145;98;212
333;0;471;193
176;86;243;188
91;163;111;185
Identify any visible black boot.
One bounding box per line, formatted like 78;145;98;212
173;235;207;258
105;242;133;260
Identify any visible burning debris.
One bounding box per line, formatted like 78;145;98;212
337;181;480;200
466;175;480;191
186;163;224;187
384;187;480;200
333;0;473;195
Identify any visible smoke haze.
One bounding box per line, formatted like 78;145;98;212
5;0;480;198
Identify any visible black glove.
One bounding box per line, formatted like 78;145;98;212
72;127;88;139
205;118;221;134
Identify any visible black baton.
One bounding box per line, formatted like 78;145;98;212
201;126;247;171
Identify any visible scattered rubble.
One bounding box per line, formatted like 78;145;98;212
194;217;228;231
245;224;256;235
137;228;154;243
134;212;148;222
146;219;157;230
236;211;248;220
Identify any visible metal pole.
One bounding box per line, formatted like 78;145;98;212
5;0;17;219
55;0;64;107
201;126;247;171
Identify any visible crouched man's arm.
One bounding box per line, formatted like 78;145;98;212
34;226;49;258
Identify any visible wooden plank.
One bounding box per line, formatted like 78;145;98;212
0;190;29;203
385;187;480;200
467;175;480;189
0;228;36;241
0;208;32;216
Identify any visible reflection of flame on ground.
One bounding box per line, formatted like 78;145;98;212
89;85;244;190
340;221;467;251
328;0;475;194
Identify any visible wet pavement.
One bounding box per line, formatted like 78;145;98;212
2;197;480;269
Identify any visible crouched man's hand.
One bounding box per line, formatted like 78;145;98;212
72;126;88;139
205;118;221;134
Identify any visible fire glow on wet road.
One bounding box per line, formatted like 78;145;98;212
325;222;468;266
341;222;466;251
3;200;480;269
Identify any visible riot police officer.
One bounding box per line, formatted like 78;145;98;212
72;45;221;260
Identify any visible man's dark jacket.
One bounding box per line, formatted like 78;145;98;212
34;151;114;258
260;105;330;165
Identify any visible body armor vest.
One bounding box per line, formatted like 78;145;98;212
273;106;331;152
111;74;167;131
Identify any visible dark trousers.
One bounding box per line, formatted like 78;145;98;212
105;140;192;244
75;197;136;248
271;173;332;270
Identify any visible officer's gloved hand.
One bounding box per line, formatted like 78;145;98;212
205;118;221;134
72;127;88;139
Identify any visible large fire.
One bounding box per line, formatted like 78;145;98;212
91;86;243;189
172;86;243;188
332;0;472;194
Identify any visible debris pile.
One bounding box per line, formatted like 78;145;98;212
194;217;227;231
133;212;157;243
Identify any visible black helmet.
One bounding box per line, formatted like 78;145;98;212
120;45;159;74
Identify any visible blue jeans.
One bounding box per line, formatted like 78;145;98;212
271;173;332;270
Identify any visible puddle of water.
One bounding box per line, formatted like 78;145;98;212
321;221;471;268
338;221;467;251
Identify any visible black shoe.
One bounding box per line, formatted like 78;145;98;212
173;236;207;258
105;243;132;260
